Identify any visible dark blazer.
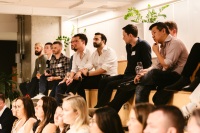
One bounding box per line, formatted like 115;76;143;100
0;107;16;133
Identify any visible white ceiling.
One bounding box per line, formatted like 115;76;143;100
0;0;137;19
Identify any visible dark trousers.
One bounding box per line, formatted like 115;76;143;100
27;77;39;98
95;75;134;108
39;74;49;95
182;43;200;77
66;75;104;100
136;69;181;105
55;80;84;103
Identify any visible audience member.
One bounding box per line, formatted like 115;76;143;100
66;32;118;99
11;99;18;131
11;96;36;133
56;34;91;103
127;103;155;133
62;95;89;133
33;41;70;99
27;43;47;97
90;107;124;133
187;108;200;133
165;43;200;92
134;22;188;105
94;24;152;112
0;92;15;133
54;106;69;133
144;105;185;133
164;21;178;37
33;96;58;133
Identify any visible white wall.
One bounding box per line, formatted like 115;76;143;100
62;0;200;60
0;14;17;40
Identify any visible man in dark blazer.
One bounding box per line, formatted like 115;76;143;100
0;92;15;133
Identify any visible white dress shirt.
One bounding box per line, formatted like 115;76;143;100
84;45;118;76
71;48;91;73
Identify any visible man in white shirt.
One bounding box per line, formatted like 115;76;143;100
66;32;118;100
55;33;91;103
0;93;15;133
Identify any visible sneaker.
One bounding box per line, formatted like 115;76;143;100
32;93;45;100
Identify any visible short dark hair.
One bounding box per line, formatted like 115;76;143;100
45;42;53;46
74;33;88;45
164;21;178;33
153;105;185;133
149;22;170;34
94;107;124;133
122;24;138;37
53;41;62;47
133;103;155;130
0;92;5;103
95;32;107;44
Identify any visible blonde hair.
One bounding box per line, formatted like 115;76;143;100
62;95;89;130
35;42;43;49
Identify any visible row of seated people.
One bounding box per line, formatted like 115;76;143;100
1;92;200;133
23;21;199;119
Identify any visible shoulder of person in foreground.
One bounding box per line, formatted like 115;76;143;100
77;124;90;133
41;122;57;133
24;117;37;133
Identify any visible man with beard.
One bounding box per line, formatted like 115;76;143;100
32;41;70;99
27;42;47;97
55;34;91;103
63;32;118;100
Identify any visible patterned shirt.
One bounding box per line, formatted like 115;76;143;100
49;53;70;79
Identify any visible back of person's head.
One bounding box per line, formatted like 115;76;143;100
93;107;124;133
0;92;5;103
122;24;138;37
40;96;57;132
153;105;185;133
149;22;170;34
74;33;88;45
53;41;63;47
164;21;178;33
16;96;35;119
187;108;200;133
133;103;155;130
95;32;107;44
62;95;88;129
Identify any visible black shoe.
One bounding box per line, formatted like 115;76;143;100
183;77;200;92
164;76;191;92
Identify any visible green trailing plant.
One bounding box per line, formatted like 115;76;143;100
0;72;20;101
124;4;169;23
56;25;75;51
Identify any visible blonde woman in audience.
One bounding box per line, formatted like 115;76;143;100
90;107;124;133
33;96;57;133
127;103;155;133
54;106;69;133
62;95;89;133
187;108;200;133
11;96;36;133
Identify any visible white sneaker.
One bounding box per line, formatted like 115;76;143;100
32;93;45;100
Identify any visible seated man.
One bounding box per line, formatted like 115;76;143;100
27;42;47;97
66;32;118;99
0;92;16;133
144;105;185;133
55;34;91;103
134;22;188;105
94;24;152;112
33;41;70;99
